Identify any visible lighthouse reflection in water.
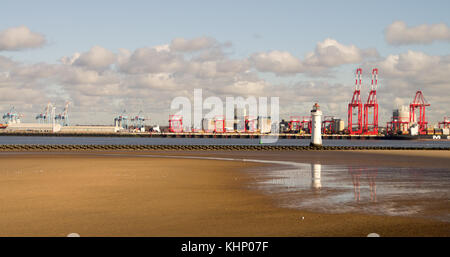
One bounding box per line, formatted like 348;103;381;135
254;162;450;222
311;163;322;190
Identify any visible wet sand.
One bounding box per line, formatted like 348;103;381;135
0;151;449;237
120;149;450;169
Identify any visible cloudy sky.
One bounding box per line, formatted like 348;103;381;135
0;0;449;126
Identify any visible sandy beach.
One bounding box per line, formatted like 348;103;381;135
0;150;449;237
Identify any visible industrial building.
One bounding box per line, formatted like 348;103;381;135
4;123;61;133
60;126;119;133
387;105;409;134
2;123;119;134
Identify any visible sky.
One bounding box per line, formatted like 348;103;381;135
0;0;449;126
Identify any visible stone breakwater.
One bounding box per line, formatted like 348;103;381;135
0;144;449;151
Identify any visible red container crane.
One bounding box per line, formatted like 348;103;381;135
169;115;183;133
289;116;301;132
439;117;449;129
322;116;335;134
363;68;379;135
348;68;363;135
301;116;312;134
409;91;430;135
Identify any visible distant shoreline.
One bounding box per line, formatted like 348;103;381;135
1;131;449;142
0;144;450;151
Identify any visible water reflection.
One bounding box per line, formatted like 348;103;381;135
348;167;362;202
255;162;450;222
311;163;321;191
367;169;377;202
348;167;377;203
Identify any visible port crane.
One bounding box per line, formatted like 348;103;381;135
409;91;430;135
363;68;379;135
36;102;53;123
114;110;129;129
439;117;449;129
289;116;301;133
301;116;312;134
322;116;336;134
55;102;70;126
169;115;183;132
131;111;146;131
2;106;22;124
348;68;363;135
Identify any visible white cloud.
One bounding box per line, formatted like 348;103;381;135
183;59;250;79
0;55;17;70
304;38;378;67
385;21;450;45
60;66;119;85
170;37;217;52
60;52;81;65
251;50;303;74
118;47;185;74
129;73;177;91
366;50;449;84
220;80;268;95
153;44;170;52
71;46;116;70
0;26;46;51
251;39;378;76
216;59;250;74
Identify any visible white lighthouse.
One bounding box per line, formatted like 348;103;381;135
310;103;322;147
